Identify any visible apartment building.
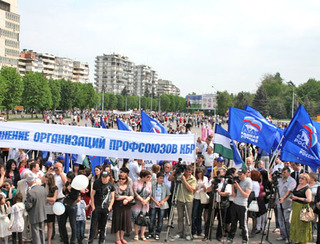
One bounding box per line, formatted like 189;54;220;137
95;54;135;95
0;0;20;68
19;49;89;83
157;79;180;96
135;65;158;97
73;61;89;83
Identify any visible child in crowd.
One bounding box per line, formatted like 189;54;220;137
9;193;24;244
76;196;87;244
0;193;11;244
149;172;171;240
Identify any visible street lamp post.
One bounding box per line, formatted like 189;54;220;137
287;81;296;118
211;85;217;118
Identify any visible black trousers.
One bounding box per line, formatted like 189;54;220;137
215;207;227;239
228;203;249;242
317;214;320;244
88;207;109;244
12;232;22;244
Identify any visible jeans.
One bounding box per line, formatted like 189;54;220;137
76;220;85;243
88;207;109;244
149;208;166;234
59;205;77;244
191;199;204;235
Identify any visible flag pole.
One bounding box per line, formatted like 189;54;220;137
268;135;285;171
211;123;217;179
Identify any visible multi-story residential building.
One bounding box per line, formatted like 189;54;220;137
95;54;135;95
18;49;89;83
55;57;73;80
95;53;181;97
157;79;180;96
73;61;89;84
0;0;20;68
135;65;158;97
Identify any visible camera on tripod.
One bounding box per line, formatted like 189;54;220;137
174;158;187;180
271;170;282;187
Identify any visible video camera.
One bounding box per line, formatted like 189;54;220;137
174;158;187;180
225;175;240;184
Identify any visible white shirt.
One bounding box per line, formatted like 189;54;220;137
128;160;140;183
54;173;65;199
203;152;217;167
216;179;232;203
194;176;210;200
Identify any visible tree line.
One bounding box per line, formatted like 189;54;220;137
0;67;186;118
215;72;320;119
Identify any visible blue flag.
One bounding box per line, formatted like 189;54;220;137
214;124;243;165
41;151;48;159
100;116;107;129
116;118;132;131
281;105;320;170
71;154;78;162
141;110;168;133
88;156;105;175
64;153;70;173
244;105;284;151
228;107;278;153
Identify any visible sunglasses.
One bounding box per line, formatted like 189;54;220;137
119;178;126;180
299;177;306;180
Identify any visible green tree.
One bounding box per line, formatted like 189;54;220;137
217;91;234;115
268;97;287;119
0;75;7;106
48;78;61;110
60;79;74;110
85;83;97;109
252;85;269;116
160;94;170;111
234;92;254;109
108;94;118;110
115;94;124;110
0;66;23;119
22;72;52;116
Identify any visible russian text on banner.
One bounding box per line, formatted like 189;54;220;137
0;122;195;161
228;107;278;153
281;105;320;170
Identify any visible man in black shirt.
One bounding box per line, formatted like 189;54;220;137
88;171;115;244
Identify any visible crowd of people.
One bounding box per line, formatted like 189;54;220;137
0;110;318;244
0;141;319;244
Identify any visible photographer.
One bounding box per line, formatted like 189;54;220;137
276;166;296;242
203;167;231;242
173;165;196;241
225;168;252;244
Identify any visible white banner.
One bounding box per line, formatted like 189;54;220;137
112;110;133;115
0;122;196;161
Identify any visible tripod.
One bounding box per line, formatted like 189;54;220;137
206;185;226;242
165;177;193;242
260;182;290;244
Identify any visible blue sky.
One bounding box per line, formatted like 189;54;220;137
19;0;320;96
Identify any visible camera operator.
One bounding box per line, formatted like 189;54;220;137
173;165;197;241
225;168;252;244
276;166;296;242
203;167;232;242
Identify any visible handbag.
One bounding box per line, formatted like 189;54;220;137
248;199;259;212
119;199;136;207
134;208;150;226
199;191;210;204
300;205;315;222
